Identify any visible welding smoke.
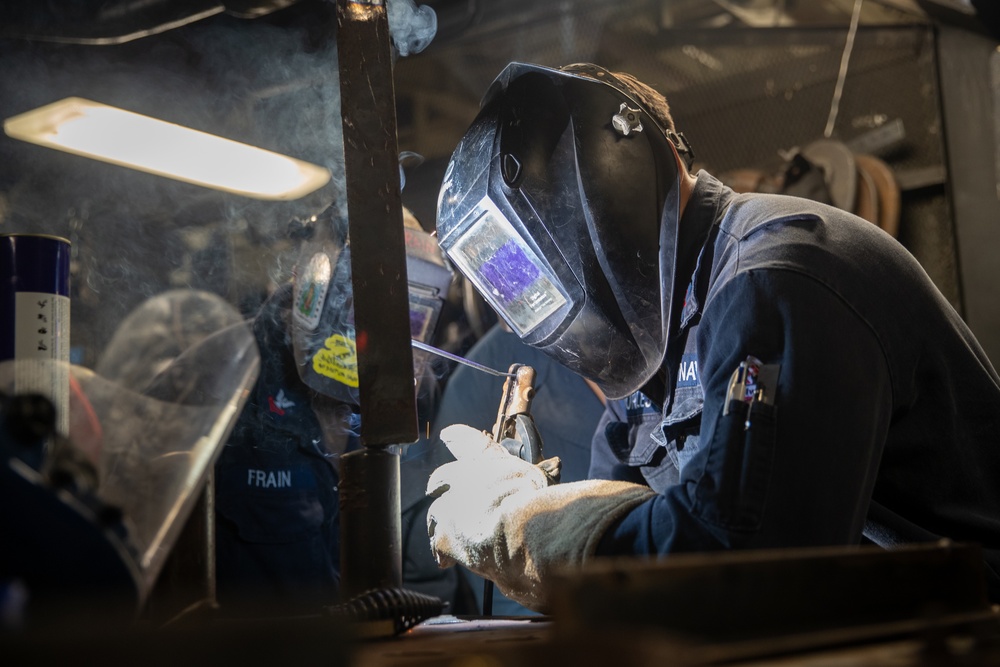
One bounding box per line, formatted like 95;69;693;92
387;0;437;57
0;0;437;365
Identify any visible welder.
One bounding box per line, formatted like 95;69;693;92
424;62;1000;611
214;204;453;616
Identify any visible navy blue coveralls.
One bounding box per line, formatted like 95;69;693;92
215;286;353;615
592;172;1000;601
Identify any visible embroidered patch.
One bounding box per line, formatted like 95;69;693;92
267;388;296;416
676;353;699;388
625;391;659;424
219;464;319;491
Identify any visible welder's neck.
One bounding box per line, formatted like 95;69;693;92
678;169;698;220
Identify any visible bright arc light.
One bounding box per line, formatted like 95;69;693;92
3;97;331;201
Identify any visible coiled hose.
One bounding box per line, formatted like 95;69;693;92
327;587;445;637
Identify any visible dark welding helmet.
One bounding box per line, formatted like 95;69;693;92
436;62;688;400
290;205;453;405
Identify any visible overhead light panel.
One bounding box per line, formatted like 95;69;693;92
3;97;331;201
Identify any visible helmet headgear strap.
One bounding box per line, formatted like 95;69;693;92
561;62;695;170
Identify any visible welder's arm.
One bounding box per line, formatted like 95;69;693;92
598;270;893;557
426;424;655;611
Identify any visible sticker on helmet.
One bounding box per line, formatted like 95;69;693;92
311;333;359;388
293;252;332;332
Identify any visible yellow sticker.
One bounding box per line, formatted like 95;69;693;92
312;334;359;387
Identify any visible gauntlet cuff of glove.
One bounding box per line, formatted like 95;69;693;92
496;479;656;610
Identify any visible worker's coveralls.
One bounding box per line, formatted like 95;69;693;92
590;172;1000;601
213;286;464;614
215;286;346;615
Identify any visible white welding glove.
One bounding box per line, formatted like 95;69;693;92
426;424;657;611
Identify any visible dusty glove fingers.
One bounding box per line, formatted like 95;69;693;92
425;495;453;567
426;491;494;570
537;456;562;483
427;517;458;569
425;464;534;573
426;458;467;498
439;423;511;460
425;424;554;575
425;455;512;498
427;534;458;569
428;463;546;522
427;450;549;501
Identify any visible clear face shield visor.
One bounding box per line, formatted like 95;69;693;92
291;223;453;406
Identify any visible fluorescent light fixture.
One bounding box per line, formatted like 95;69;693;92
3;97;332;201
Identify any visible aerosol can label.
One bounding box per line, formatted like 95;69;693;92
14;292;71;435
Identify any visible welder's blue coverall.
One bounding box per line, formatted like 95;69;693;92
591;172;1000;601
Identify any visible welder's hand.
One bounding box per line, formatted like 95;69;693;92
426;424;656;611
426;425;557;568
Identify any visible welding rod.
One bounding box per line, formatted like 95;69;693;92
411;339;516;378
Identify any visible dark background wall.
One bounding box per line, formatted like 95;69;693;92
936;25;1000;368
1;0;997;366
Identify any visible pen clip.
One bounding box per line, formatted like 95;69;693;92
723;355;762;417
723;363;746;416
745;387;764;431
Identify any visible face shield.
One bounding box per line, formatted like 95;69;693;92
436;62;684;400
290;206;453;405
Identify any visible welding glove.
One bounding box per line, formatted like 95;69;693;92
426;424;656;611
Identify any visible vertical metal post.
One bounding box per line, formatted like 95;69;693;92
335;0;415;599
338;448;401;600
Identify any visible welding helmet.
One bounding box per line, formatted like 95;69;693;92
435;62;689;400
290;205;453;405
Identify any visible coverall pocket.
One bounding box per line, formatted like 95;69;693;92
215;458;341;600
692;400;777;532
219;490;326;544
215;489;340;605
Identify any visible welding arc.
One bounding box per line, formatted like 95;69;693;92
411;339;516;378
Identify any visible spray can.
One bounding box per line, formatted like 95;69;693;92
0;234;72;438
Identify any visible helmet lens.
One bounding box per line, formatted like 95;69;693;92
448;197;568;336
